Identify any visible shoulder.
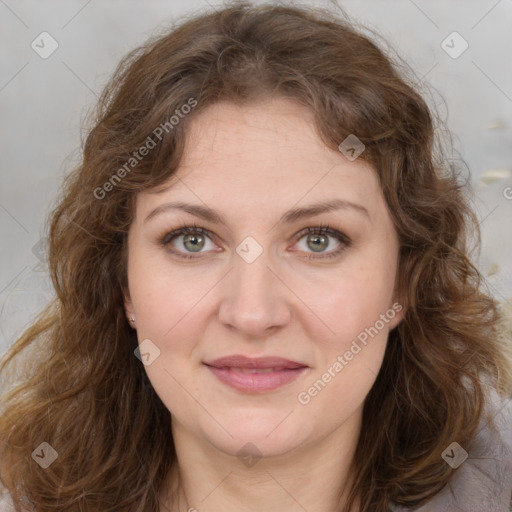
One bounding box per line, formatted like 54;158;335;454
0;486;15;512
392;394;512;512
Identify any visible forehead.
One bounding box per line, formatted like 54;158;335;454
179;98;358;173
142;98;382;212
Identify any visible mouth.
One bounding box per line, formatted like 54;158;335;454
203;355;309;393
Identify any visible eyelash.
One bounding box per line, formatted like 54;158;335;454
158;221;351;261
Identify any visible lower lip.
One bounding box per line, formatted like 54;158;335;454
205;365;308;393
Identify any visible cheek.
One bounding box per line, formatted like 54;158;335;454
296;261;395;419
301;252;398;345
127;244;209;332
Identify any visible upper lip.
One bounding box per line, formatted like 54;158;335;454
204;355;307;370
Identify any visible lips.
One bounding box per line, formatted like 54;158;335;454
203;355;308;393
204;355;307;370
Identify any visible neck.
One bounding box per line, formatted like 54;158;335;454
159;413;362;512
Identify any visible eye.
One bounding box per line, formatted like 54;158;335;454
291;224;351;260
159;223;218;259
159;222;351;260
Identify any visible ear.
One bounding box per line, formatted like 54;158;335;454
386;281;407;331
387;299;406;331
123;287;135;323
387;250;414;330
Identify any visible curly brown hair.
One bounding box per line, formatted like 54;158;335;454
1;2;511;511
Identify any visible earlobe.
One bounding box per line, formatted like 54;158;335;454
123;288;136;328
388;299;406;330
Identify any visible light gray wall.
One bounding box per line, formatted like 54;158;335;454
1;0;511;358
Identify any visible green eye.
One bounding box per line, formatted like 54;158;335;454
293;225;351;260
160;223;351;260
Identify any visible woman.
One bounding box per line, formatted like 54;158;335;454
1;2;511;511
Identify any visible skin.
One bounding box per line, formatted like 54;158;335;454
123;97;404;512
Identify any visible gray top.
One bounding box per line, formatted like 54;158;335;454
1;396;511;511
391;392;512;512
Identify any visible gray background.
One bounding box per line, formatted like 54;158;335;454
1;0;512;359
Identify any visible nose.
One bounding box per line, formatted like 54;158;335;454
218;250;291;338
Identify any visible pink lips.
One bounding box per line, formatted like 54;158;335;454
203;355;308;393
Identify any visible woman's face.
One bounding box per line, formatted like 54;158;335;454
124;97;404;459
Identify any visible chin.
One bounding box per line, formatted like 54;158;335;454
199;412;310;459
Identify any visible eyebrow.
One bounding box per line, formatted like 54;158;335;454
144;198;370;226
